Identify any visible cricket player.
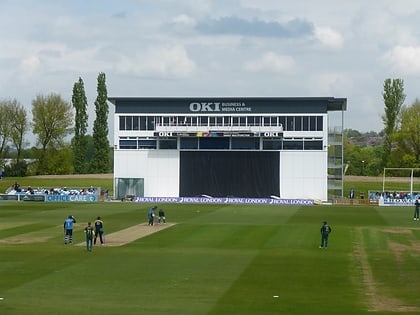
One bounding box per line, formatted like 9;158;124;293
94;216;104;245
84;222;95;252
148;206;157;226
158;209;166;224
64;215;76;244
319;221;332;249
414;197;420;220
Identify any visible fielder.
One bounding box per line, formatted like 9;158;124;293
319;221;332;249
84;222;95;252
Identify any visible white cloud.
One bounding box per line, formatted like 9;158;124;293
307;72;352;96
19;55;41;77
382;46;420;75
314;26;343;49
171;14;196;28
244;52;295;73
116;45;196;78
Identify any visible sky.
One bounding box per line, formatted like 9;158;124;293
1;0;420;145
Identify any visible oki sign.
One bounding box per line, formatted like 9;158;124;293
189;102;221;112
262;132;282;137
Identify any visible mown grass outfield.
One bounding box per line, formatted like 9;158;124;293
0;201;419;315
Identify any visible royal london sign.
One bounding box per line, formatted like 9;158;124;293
189;102;252;112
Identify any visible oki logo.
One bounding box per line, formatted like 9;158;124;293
263;132;280;137
158;132;173;137
189;102;221;112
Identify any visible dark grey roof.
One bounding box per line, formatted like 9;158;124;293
108;96;347;114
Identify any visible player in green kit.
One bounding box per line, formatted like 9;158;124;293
84;222;95;252
319;221;332;249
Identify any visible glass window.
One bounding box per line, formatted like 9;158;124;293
303;116;309;131
216;116;223;126
154;116;161;127
231;137;260;150
263;139;282;150
178;116;185;126
199;116;208;126
263;116;270;126
232;117;239;126
283;140;303;150
239;117;246;126
126;116;133;130
138;139;157;149
270;116;277;126
316;116;323;131
140;116;147;130
147;117;155;130
180;138;198;149
209;117;216;126
278;116;285;130
119;139;137;149
286;116;294;131
119;116;126;131
223;116;231;126
199;137;229;149
304;140;323;150
132;116;139;130
159;139;177;149
309;116;316;131
295;116;302;131
163;117;170;126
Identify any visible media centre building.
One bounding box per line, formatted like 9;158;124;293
109;97;347;201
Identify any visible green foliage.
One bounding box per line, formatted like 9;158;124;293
344;132;383;176
3;160;28;177
71;77;89;173
90;72;110;173
32;93;74;174
0;99;28;161
394;100;420;167
381;78;405;168
45;146;74;175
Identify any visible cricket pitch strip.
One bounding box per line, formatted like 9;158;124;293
76;222;176;247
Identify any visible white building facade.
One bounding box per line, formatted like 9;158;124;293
109;97;347;201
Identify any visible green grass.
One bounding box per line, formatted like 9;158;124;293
1;201;419;315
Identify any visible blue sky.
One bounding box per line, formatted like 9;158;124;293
2;0;420;144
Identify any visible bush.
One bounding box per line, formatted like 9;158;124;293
4;160;28;177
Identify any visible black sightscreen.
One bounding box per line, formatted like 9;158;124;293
180;151;280;198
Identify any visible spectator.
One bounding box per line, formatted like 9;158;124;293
13;182;20;192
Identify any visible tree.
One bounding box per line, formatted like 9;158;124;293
8;100;28;162
32;93;73;174
394;99;420;167
90;72;110;173
71;77;89;173
0;100;13;158
381;78;405;168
